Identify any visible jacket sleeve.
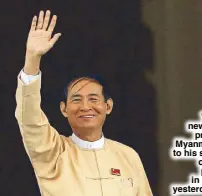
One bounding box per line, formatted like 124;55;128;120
15;71;65;178
133;151;153;196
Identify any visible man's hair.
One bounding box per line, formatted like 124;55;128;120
62;74;111;104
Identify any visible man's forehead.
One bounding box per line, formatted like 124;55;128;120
68;79;103;96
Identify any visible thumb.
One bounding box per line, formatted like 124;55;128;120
49;33;62;47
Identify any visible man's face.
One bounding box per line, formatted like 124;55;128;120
63;79;112;132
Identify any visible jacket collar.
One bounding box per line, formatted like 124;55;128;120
71;133;104;149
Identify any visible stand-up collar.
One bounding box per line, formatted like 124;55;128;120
71;133;104;149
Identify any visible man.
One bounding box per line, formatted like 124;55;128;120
15;10;153;196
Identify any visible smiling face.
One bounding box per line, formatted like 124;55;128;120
60;79;113;137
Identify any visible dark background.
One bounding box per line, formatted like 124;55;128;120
0;1;158;195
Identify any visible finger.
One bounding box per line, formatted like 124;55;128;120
37;10;44;29
30;16;37;31
43;10;51;30
47;15;57;33
49;33;61;47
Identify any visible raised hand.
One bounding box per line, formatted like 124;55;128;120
24;10;61;75
26;10;61;56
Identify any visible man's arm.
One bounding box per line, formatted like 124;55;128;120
15;10;64;179
133;152;153;196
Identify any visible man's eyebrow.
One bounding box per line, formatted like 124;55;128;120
88;93;100;97
69;94;82;99
69;93;100;99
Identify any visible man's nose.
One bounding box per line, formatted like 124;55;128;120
80;100;91;111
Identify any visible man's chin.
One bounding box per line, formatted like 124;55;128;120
76;124;101;131
78;125;97;130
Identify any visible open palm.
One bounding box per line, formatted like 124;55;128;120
26;10;61;56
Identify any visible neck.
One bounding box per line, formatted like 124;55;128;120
73;129;102;142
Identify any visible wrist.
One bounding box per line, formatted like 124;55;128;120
24;53;41;75
25;51;41;61
23;66;40;75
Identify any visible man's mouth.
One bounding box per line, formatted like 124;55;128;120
79;115;95;119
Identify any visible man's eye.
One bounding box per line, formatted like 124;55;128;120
72;99;81;102
89;98;98;101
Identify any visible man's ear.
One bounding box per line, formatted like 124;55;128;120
60;101;68;118
106;98;113;115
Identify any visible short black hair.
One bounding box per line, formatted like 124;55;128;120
62;74;111;104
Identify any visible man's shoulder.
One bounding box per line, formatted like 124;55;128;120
105;138;138;156
105;138;143;168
